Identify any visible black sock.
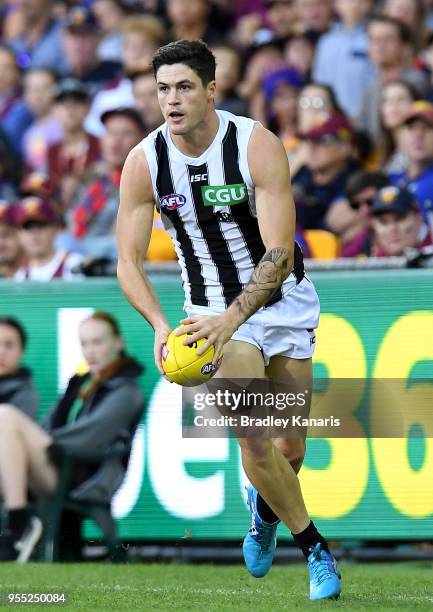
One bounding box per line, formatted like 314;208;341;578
257;493;280;524
291;521;329;560
8;507;29;539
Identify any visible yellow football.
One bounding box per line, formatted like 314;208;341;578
162;326;223;386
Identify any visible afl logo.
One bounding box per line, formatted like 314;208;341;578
159;193;186;211
201;362;216;375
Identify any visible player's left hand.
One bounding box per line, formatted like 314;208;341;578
177;314;237;365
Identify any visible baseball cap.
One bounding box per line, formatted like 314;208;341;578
402;100;433;127
20;172;53;198
16;197;60;226
55;78;89;102
100;107;146;133
303;113;353;143
0;201;18;227
65;6;98;32
263;68;304;103
372;185;419;216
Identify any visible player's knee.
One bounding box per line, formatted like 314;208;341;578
0;404;21;431
239;438;274;467
276;438;306;470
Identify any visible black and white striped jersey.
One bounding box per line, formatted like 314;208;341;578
142;110;304;312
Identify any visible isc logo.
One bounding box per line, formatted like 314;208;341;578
159;193;186;210
190;174;208;182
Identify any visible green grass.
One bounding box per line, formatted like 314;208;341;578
0;562;432;611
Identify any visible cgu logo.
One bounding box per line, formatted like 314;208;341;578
159;193;186;211
202;184;248;207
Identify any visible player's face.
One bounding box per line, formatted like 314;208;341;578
79;318;124;375
372;210;421;255
0;324;23;376
156;64;215;136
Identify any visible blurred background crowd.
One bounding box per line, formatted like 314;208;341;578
1;0;433;279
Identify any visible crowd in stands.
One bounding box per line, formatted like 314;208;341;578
1;0;433;274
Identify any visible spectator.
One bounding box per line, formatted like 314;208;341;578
211;44;249;117
292;112;359;230
379;79;419;173
370;184;432;255
14;196;84;281
0;317;38;420
283;33;316;80
18;171;82;255
86;15;165;136
290;82;343;177
297;82;343;134
312;0;375;119
360;16;428;144
61;6;122;98
92;0;126;63
131;68;164;132
0;45;32;153
0;311;144;562
8;0;67;73
263;0;297;40
334;170;390;257
22;68;62;173
389;101;433;232
0;203;24;278
239;38;285;118
294;0;333;37
383;0;427;50
263;68;304;152
48;78;100;210
72;108;145;256
166;0;224;45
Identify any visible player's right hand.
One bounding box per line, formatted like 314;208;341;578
154;324;172;381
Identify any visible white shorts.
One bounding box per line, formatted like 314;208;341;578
185;275;320;366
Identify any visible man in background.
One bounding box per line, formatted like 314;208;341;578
370;185;432;255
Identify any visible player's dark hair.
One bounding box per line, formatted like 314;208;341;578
152;40;216;86
369;15;412;45
0;317;27;349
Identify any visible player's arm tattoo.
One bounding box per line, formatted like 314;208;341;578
231;247;292;323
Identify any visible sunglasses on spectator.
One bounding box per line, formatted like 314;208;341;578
21;220;52;230
298;96;327;110
265;0;293;7
349;197;375;210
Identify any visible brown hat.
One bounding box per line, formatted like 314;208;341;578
402;101;433;127
303;113;353;143
16;197;60;226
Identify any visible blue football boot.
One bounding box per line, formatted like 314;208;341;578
242;485;279;578
308;543;341;600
